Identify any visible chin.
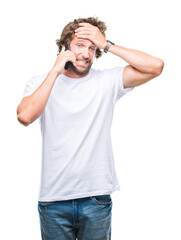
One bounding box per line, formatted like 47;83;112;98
70;64;92;76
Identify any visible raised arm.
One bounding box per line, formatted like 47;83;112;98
75;22;164;88
17;47;76;126
108;45;164;88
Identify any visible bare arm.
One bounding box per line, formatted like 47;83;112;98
17;70;59;126
108;45;164;88
17;47;76;126
75;23;164;88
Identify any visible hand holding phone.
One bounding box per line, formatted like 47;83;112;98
59;45;72;70
52;45;75;76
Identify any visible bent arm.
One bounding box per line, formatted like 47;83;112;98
74;23;164;88
17;69;59;126
108;45;164;88
17;46;77;126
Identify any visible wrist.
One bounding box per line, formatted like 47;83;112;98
103;40;115;53
100;39;108;50
50;67;62;78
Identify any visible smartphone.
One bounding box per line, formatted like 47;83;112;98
59;45;72;70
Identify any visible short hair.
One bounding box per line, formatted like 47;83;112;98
56;17;107;59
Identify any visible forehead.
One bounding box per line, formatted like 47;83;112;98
71;36;95;46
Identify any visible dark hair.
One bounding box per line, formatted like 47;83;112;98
56;17;107;59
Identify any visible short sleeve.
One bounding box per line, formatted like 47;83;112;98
103;66;134;104
22;74;47;122
23;74;47;98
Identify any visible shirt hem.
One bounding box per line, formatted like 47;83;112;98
38;186;120;202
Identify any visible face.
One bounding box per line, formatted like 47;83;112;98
68;36;97;77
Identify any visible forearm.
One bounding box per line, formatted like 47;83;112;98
17;69;59;126
17;45;77;126
108;45;163;75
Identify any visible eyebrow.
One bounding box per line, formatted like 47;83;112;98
75;40;96;47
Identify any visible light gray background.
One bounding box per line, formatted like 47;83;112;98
0;0;180;239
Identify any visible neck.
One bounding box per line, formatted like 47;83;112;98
63;69;89;78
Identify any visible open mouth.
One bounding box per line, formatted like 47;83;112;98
76;59;89;66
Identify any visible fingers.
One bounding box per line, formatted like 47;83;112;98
75;23;95;35
75;27;92;33
63;51;77;66
54;49;76;74
75;27;93;40
68;55;77;67
75;32;90;39
78;22;92;28
74;23;100;42
75;23;95;34
74;23;105;49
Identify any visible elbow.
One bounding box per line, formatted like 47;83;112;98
17;106;30;126
17;113;30;126
153;59;164;77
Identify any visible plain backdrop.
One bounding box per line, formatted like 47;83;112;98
0;0;180;239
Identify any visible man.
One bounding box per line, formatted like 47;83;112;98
17;17;164;240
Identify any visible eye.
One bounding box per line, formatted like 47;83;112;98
89;45;96;51
77;44;82;47
90;47;96;51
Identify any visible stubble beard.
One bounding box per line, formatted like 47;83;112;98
69;60;93;76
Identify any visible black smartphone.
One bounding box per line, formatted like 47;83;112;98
59;45;72;70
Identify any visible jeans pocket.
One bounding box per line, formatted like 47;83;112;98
38;201;52;207
92;195;112;205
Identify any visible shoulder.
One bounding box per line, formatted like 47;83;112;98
91;67;125;84
24;73;48;90
92;66;125;76
23;73;48;97
28;73;48;84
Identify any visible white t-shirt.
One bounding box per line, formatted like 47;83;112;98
23;67;133;201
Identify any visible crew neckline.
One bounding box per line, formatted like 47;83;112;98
60;68;95;82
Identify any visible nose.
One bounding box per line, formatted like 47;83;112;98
81;47;89;59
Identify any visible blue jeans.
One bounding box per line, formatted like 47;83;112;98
38;194;112;240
